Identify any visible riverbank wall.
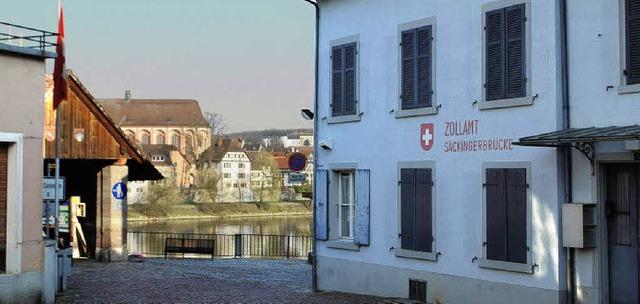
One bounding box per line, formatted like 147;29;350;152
128;201;312;222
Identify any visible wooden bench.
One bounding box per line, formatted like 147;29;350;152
164;238;215;259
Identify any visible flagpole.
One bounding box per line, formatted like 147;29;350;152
54;103;60;250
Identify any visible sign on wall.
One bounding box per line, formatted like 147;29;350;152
43;177;65;200
420;120;514;153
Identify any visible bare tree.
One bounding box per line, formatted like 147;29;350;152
197;169;221;203
204;112;227;141
251;151;281;202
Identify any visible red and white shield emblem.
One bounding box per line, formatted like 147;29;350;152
420;123;434;151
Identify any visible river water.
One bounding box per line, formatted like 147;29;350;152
128;215;313;236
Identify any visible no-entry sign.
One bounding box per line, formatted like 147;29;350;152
288;153;307;172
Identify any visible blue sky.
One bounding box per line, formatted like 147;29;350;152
3;0;315;132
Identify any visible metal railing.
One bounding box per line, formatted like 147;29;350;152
0;21;58;52
127;231;313;259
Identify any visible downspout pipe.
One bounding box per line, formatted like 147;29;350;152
302;0;320;292
559;0;575;303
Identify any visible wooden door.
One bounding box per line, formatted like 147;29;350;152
607;164;639;304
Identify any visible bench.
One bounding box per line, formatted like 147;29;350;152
164;238;215;259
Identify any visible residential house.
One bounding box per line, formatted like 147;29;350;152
200;139;252;202
280;134;314;147
128;144;193;204
100;97;212;162
311;0;635;303
0;23;56;303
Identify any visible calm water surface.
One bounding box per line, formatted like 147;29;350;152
128;215;312;236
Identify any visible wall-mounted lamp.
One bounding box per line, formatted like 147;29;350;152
301;109;314;120
74;128;85;142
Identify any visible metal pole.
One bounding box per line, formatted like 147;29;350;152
54;106;61;250
301;0;320;291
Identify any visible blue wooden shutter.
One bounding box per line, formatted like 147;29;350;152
315;170;329;241
415;169;433;252
400;169;416;250
401;29;416;110
354;169;370;246
505;4;526;98
332;46;343;117
627;0;640;84
344;43;357;116
485;168;507;261
486;9;505;101
506;168;527;263
417;26;433;108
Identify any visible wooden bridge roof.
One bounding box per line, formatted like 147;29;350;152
44;71;162;181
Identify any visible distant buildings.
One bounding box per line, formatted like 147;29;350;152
200;139;252;202
100;97;212;163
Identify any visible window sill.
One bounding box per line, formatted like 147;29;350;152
395;249;438;261
478;96;534;110
395;106;438;118
477;258;533;274
617;83;640;95
326;240;360;251
327;115;361;124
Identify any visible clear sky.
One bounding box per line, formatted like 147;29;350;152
3;0;315;132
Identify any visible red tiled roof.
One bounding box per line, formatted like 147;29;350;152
274;156;289;170
99;98;209;127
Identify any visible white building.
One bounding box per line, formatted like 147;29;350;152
313;0;640;303
200;139;252;202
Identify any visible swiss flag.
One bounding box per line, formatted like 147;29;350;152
421;123;434;152
53;0;67;110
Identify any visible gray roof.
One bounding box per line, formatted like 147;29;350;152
515;125;640;146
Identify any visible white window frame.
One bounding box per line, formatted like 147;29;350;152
328;35;361;124
618;0;640;94
395;161;438;261
338;171;355;239
326;162;360;251
479;161;534;274
0;133;23;274
479;0;533;110
396;17;439;118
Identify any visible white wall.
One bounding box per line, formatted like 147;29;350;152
567;0;640;128
219;152;252;202
316;0;565;300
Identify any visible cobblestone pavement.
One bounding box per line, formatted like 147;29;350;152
55;258;387;304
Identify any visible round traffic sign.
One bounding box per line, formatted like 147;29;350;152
288;152;307;172
112;182;127;200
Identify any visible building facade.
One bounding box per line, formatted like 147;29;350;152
0;33;55;303
200;139;252;202
100;98;212;163
311;0;581;303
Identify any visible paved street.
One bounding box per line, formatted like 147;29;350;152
55;258;387;304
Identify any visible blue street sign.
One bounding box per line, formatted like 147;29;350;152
112;182;127;200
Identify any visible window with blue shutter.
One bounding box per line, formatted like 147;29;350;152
485;168;527;263
400;168;433;252
485;4;526;101
627;0;640;85
354;169;370;246
332;43;357;116
401;26;433;109
315;170;329;241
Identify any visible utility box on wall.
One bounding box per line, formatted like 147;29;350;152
562;203;597;248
